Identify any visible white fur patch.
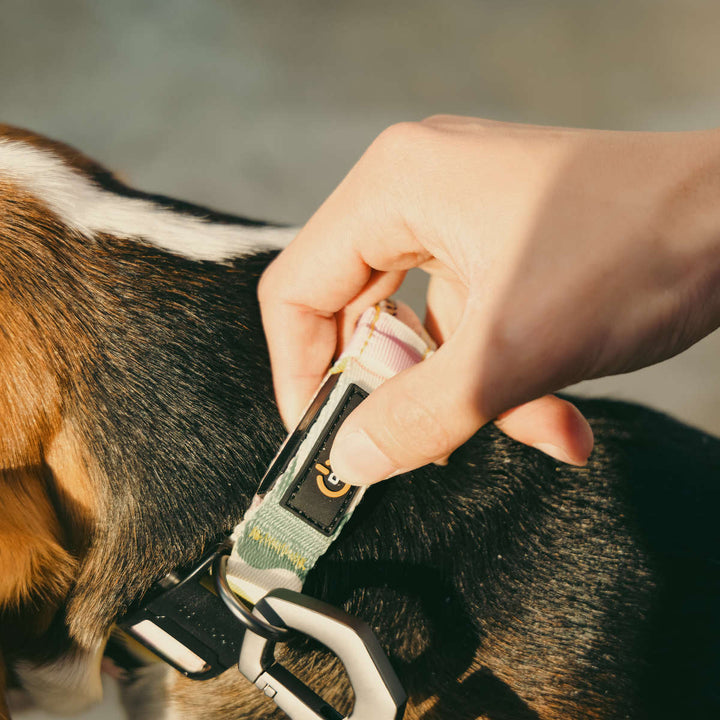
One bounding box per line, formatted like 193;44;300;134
14;641;105;715
0;138;297;261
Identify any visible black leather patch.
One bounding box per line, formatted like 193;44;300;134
280;383;368;536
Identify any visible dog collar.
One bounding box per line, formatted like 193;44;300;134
117;300;434;720
227;299;435;602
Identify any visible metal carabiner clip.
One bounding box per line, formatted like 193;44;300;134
238;588;407;720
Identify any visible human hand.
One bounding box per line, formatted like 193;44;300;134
259;116;720;485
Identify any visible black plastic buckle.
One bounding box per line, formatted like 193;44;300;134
116;541;241;680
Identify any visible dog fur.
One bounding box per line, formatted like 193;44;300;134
0;126;718;719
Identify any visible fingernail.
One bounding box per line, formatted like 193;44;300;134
331;430;398;486
532;442;587;466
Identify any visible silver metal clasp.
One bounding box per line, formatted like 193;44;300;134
238;588;407;720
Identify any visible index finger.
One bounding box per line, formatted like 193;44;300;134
258;225;371;426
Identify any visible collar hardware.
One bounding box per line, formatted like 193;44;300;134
116;541;240;680
239;588;407;720
213;552;291;642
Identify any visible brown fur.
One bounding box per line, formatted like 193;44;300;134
167;646;353;719
44;421;98;554
0;186;79;613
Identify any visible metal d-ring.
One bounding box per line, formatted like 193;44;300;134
212;553;293;642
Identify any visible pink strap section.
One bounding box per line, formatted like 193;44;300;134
337;301;435;380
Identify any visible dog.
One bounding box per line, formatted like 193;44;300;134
0;125;718;720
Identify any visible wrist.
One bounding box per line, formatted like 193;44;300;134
651;129;720;335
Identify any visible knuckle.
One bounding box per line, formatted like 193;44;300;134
420;113;458;127
257;260;281;305
420;114;499;137
369;121;426;160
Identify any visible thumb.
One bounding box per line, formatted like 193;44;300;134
329;339;486;486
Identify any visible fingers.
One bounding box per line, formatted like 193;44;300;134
259;248;403;426
494;395;594;465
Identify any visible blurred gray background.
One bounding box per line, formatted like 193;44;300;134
4;1;718;717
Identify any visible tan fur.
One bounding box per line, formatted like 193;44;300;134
44;420;98;553
0;180;87;605
0;466;76;610
167;667;283;719
404;695;440;719
0;163;106;713
0;296;62;470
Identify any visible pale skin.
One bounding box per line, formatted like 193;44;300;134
259;116;720;486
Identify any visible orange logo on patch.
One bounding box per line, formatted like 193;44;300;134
315;460;351;498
